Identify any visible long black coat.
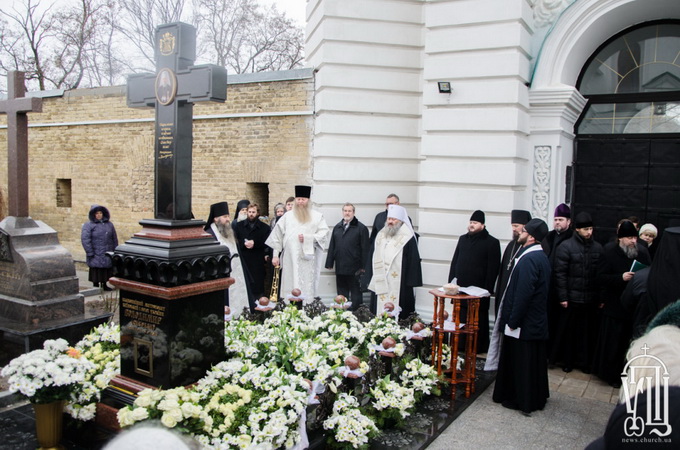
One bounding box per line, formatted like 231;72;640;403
325;217;369;276
499;245;551;341
553;233;604;305
598;241;650;319
234;218;271;296
496;238;522;302
397;236;423;319
81;205;118;269
542;228;574;302
448;228;501;294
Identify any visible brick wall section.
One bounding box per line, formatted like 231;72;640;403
0;73;314;262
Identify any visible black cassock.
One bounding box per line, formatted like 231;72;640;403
396;236;423;320
448;228;501;353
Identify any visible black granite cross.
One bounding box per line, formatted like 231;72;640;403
127;22;227;221
0;71;43;218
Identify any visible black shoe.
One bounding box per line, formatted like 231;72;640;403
562;366;572;373
103;285;113;291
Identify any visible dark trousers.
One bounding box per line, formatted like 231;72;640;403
336;274;362;310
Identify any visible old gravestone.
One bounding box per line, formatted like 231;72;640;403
0;71;110;363
97;23;233;423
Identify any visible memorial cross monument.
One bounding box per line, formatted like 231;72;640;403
1;71;42;219
103;23;233;405
0;71;110;359
127;22;227;220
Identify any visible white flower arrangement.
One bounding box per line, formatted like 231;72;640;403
118;360;308;449
439;343;465;372
323;393;378;449
399;358;440;399
66;322;121;421
369;377;416;420
1;338;95;404
4;304;445;448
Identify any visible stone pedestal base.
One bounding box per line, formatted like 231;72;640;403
0;216;113;364
95;218;234;432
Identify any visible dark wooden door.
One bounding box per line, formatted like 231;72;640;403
572;138;680;243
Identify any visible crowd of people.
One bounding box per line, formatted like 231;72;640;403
201;188;422;321
485;204;680;418
87;192;680;423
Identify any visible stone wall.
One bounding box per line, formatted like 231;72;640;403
0;69;315;262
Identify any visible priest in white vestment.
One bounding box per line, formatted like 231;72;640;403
205;202;252;316
368;204;422;319
266;185;330;300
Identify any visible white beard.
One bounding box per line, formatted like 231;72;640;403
384;220;402;237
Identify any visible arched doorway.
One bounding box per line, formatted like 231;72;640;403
571;21;680;243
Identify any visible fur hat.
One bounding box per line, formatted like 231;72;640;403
639;223;658;237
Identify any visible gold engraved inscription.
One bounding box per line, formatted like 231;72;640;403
122;297;166;330
158;122;174;158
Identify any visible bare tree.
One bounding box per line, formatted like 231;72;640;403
48;0;105;89
0;0;56;90
0;0;110;91
116;0;191;72
194;0;303;74
80;2;126;87
0;0;305;93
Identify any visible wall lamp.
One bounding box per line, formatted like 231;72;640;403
437;81;452;94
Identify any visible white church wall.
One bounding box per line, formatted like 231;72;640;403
422;133;531;159
417;0;535;318
307;0;425;301
422;78;529;106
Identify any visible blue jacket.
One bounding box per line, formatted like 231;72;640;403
500;244;551;340
81;205;118;268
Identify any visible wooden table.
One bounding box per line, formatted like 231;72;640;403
429;289;481;399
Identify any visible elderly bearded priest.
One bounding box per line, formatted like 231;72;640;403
368;204;423;319
205;201;252;315
266;185;330;300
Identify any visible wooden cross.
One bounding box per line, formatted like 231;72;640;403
127;22;227;221
0;71;43;218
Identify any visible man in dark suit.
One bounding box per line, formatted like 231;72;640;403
325;203;369;310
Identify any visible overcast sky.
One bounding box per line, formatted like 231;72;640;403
265;0;306;26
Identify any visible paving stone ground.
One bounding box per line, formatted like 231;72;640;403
427;366;619;449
